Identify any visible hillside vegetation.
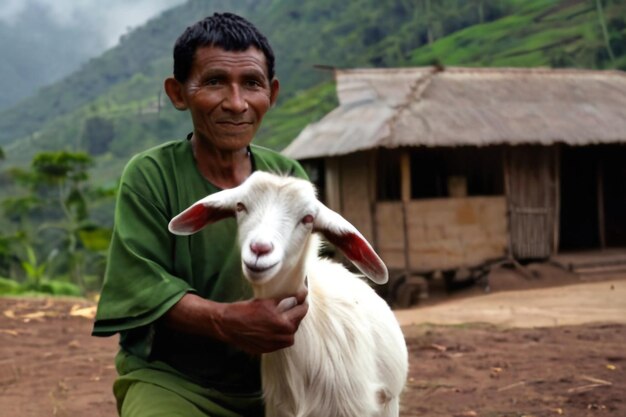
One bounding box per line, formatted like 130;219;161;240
2;0;624;167
0;0;624;293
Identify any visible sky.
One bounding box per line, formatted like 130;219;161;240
0;0;187;48
0;0;187;109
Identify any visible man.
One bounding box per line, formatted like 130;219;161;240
93;13;308;417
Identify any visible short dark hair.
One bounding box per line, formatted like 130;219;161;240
173;12;275;83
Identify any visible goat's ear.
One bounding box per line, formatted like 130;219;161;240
168;189;238;235
313;202;388;284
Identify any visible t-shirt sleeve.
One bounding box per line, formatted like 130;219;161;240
92;167;192;336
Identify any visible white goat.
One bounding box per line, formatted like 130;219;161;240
169;171;408;417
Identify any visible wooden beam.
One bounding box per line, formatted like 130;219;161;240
400;150;411;273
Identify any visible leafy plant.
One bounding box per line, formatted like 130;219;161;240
20;244;49;291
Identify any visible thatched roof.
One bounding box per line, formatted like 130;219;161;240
282;67;626;160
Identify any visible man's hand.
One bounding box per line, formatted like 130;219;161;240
217;291;308;354
162;291;308;355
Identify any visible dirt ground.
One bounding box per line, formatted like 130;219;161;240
1;266;625;417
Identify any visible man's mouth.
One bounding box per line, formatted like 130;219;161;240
219;120;251;126
217;121;252;132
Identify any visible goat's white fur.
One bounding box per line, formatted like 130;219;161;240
169;172;408;417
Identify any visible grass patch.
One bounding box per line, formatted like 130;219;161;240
0;277;82;297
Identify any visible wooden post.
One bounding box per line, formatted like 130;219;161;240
503;148;513;259
324;158;342;213
400;151;411;273
400;152;411;202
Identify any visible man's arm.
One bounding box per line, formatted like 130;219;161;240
160;292;308;354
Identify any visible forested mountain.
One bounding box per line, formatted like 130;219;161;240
1;0;624;173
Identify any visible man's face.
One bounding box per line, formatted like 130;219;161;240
177;45;278;151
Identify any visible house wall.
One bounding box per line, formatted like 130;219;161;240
324;152;376;243
324;149;508;273
376;197;508;272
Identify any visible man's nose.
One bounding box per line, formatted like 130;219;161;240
222;85;248;113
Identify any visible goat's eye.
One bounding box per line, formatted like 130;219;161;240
236;203;247;213
302;214;314;225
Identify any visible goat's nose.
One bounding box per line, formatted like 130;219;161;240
250;240;273;256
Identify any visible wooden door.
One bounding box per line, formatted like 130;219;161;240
505;146;558;260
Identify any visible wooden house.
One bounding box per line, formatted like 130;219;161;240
283;67;626;290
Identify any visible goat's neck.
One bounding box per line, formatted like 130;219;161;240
252;266;307;300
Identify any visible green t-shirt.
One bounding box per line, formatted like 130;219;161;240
93;138;308;394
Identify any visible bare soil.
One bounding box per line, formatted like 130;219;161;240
402;323;625;417
1;268;625;417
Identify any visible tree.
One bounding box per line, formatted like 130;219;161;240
30;151;95;286
0;233;21;278
425;0;434;44
2;150;114;291
595;0;616;63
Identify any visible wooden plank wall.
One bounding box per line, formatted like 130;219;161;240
335;152;376;243
376;197;508;271
376;202;410;269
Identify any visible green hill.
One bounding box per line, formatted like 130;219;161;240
1;0;624;178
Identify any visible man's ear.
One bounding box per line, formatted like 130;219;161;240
269;78;280;107
164;77;188;111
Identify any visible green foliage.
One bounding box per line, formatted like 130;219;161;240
32;151;93;184
81;116;115;155
408;0;626;69
0;276;82;297
257;80;338;150
2;196;41;223
0;277;21;295
0;233;21;278
19;243;53;292
1;150;113;295
36;280;83;296
78;227;112;252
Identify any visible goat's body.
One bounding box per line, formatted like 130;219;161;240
169;172;408;417
262;257;408;417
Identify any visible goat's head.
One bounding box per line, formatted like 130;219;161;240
169;172;388;286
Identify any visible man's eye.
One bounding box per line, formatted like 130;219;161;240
204;78;221;86
245;79;262;88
